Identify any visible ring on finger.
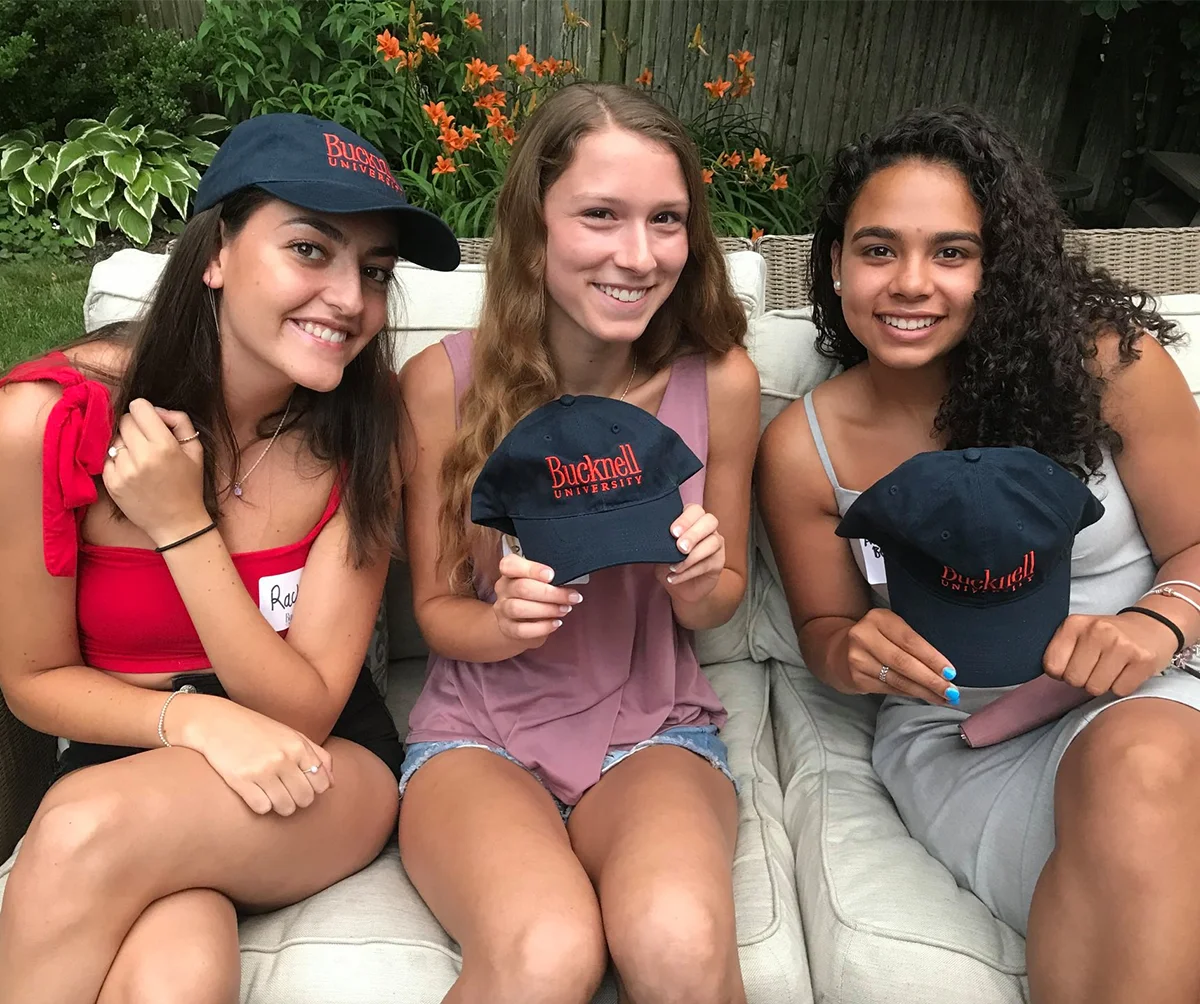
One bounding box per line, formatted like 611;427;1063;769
303;764;320;775
878;665;890;685
107;444;126;459
176;432;200;444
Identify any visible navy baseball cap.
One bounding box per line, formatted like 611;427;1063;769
471;395;703;585
835;447;1104;688
193;113;460;271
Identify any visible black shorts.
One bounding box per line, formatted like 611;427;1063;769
54;668;404;782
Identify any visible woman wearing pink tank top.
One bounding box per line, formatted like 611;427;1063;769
398;84;760;1003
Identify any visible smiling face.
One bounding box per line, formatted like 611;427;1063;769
541;125;691;348
832;158;984;370
203;198;398;393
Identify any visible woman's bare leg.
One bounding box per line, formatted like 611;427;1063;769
399;748;607;1004
0;738;396;1004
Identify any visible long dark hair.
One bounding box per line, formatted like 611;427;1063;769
81;188;401;565
809;106;1178;478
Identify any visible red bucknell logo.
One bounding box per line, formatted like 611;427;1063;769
940;551;1036;594
323;133;402;193
545;444;643;499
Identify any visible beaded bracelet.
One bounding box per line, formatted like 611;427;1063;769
157;684;197;747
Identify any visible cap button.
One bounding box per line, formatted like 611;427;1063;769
964;447;982;463
560;394;576;407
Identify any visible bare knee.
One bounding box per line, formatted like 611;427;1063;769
99;924;239;1004
607;885;740;1004
1059;702;1200;872
467;910;607;1004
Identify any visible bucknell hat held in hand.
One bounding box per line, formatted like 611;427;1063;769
471;395;703;586
835;447;1105;688
193;113;460;272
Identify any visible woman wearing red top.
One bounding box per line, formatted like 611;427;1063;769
0;114;459;1001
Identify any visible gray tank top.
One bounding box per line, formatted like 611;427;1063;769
801;390;1158;616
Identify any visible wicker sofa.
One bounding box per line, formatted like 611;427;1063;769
1;228;1198;1003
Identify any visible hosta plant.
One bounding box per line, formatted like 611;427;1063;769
0;108;228;248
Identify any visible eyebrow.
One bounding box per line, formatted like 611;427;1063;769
284;215;399;257
850;225;982;248
574;193;690;211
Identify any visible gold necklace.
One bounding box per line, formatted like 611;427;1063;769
618;357;637;401
221;393;293;499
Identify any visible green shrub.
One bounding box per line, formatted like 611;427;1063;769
0;110;228;248
0;0;215;135
0;191;81;262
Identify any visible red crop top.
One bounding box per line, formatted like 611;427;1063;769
0;353;342;674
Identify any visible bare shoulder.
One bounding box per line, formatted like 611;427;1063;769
398;341;456;413
705;345;759;399
1095;329;1195;433
757;387;839;516
0;379;61;469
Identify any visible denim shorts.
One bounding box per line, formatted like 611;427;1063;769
399;724;736;822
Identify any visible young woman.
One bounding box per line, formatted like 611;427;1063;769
398;83;759;1004
757;106;1200;1003
0;113;459;1003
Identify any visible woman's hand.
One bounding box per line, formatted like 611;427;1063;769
492;553;584;650
1043;612;1176;697
839;608;960;705
657;503;726;604
169;694;334;816
103;399;208;547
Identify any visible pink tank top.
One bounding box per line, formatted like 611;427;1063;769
406;331;727;804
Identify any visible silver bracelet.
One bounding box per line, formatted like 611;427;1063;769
1145;585;1200;620
157;685;197;747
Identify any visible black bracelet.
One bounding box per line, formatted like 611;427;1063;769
1118;605;1186;654
155;521;218;554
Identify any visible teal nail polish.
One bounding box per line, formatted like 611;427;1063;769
946;686;960;705
942;666;956;681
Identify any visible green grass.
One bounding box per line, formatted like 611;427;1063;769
0;262;91;371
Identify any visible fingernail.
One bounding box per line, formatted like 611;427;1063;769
569;592;583;604
677;540;690;553
942;666;956;681
553;619;563;628
543;569;555;581
666;574;675;584
671;525;682;537
946;686;960;705
559;605;573;615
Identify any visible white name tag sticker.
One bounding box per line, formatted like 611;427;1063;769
857;538;889;586
502;535;588;585
259;568;303;631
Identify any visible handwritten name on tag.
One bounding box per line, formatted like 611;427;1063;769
856;538;888;586
258;568;303;631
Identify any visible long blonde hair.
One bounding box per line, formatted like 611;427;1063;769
438;82;747;589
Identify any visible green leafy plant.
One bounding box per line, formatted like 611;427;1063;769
0;191;81;262
0;110;228;248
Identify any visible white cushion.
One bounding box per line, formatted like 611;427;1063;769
770;659;1029;1004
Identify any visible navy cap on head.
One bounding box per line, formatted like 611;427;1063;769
835;447;1105;688
193;113;460;272
471;395;704;585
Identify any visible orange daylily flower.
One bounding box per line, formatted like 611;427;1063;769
701;168;714;184
635;67;652;87
540;56;562;76
500;124;517;145
751;227;764;241
440;125;466;152
770;172;788;191
466;58;502;88
719;151;742;169
432;155;457;175
463;11;483;30
396;49;422;71
459;125;481;147
703;77;732;100
732;71;754;97
422;101;452;126
508;44;535;75
420;31;441;55
474;89;507;110
560;59;575;74
485;107;507;129
729;50;754;74
749;148;770;173
376;29;401;61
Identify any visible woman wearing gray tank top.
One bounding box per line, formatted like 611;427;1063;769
758;107;1200;1003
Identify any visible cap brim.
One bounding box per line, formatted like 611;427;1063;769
884;554;1072;688
258;180;461;272
511;492;685;586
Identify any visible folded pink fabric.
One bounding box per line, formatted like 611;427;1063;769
959;675;1093;748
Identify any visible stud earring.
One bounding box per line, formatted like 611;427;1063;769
833;280;842;291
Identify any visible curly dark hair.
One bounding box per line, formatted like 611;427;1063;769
809;105;1179;478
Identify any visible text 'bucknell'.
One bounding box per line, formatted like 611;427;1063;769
546;444;643;498
941;551;1036;594
323;134;402;193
